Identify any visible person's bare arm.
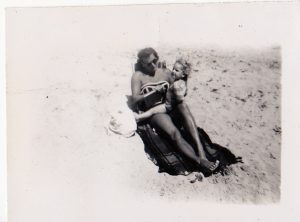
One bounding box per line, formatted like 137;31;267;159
134;104;167;122
131;72;159;104
131;71;166;105
131;72;144;106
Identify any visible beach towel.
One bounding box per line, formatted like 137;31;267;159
137;124;195;175
137;123;242;176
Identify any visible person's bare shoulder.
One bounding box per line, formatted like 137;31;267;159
131;71;143;88
132;70;142;80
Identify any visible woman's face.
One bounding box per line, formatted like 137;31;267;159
172;63;184;80
141;53;158;75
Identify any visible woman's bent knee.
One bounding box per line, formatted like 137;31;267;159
170;129;184;143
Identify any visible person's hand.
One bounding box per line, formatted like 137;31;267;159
155;85;166;94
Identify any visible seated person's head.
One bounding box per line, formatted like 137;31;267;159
135;47;159;75
172;58;192;80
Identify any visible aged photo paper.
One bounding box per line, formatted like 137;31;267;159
3;1;300;222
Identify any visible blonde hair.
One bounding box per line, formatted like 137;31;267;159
175;58;192;78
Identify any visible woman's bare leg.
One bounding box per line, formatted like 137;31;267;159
176;102;205;157
150;113;202;165
175;102;219;170
149;113;220;173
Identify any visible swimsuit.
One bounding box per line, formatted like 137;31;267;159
140;81;170;110
140;81;170;95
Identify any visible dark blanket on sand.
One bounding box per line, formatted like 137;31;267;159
136;123;242;177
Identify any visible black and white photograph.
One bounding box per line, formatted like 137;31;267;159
3;1;300;222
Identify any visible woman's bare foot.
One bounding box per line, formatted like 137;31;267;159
199;159;220;173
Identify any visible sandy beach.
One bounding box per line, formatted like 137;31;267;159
8;46;281;205
104;46;281;203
